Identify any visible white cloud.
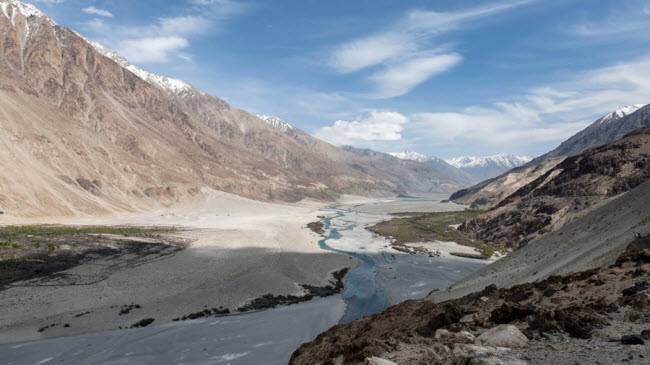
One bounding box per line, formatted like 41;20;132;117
370;53;462;98
314;111;408;146
566;3;650;40
83;6;113;18
82;0;248;65
329;0;533;73
117;37;190;63
407;56;650;149
327;0;533;99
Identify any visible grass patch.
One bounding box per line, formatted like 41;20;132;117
0;225;176;240
0;225;177;258
367;209;501;258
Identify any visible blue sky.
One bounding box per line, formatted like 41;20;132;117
33;0;650;158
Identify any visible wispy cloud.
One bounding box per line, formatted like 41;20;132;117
118;37;189;63
327;0;534;99
370;52;462;98
566;2;650;40
408;56;650;150
82;6;113;18
314;111;408;146
82;0;248;64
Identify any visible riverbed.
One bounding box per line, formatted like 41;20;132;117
0;196;494;364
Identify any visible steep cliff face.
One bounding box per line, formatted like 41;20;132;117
460;128;650;248
0;1;465;217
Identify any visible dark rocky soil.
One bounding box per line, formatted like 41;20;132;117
237;267;349;312
307;221;325;235
289;238;650;364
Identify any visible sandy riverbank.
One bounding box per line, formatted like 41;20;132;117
0;189;351;344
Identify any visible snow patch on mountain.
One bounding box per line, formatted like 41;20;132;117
88;41;200;98
596;104;647;125
389;151;428;162
389;151;450;164
256;115;296;133
1;0;54;24
445;154;531;169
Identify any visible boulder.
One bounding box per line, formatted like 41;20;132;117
365;357;398;365
434;329;475;344
478;325;529;348
621;334;644;345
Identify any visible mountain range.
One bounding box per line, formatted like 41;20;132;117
0;0;467;217
390;151;531;183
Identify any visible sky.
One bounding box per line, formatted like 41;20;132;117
31;0;650;158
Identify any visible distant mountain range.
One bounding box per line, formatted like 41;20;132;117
390;152;531;183
445;154;532;182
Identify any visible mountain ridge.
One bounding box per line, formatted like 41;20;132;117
531;103;650;164
0;0;468;216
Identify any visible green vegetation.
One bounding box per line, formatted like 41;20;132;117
0;225;176;240
367;209;501;258
0;225;177;257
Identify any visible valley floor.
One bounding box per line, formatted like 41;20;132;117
0;192;493;364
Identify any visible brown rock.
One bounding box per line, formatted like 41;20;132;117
477;325;529;348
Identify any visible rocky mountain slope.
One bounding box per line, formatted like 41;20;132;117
451;104;650;210
532;104;649;164
290;180;650;365
459;128;650;248
256;114;297;134
0;0;465;217
449;158;564;209
446;154;532;181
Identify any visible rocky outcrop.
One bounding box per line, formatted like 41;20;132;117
289;239;650;364
459;128;650;248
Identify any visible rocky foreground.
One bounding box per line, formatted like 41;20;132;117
289;238;650;364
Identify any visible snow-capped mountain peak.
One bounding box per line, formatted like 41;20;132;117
445;154;531;169
597;104;647;125
1;0;54;24
256;114;296;133
389;151;431;162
